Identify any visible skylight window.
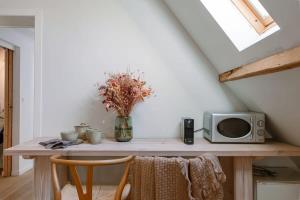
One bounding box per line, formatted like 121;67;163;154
248;0;271;21
200;0;280;51
231;0;277;34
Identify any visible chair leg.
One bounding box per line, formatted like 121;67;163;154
51;163;62;200
69;165;86;200
86;166;93;200
115;162;131;200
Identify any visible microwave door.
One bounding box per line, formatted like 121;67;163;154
215;116;252;139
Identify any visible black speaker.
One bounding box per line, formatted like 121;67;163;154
181;118;194;144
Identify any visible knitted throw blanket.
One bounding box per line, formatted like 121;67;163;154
128;155;226;200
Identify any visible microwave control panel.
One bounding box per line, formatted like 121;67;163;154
254;114;265;143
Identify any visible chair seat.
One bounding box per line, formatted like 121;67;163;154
61;183;130;200
61;184;116;200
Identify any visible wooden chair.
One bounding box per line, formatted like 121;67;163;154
50;155;134;200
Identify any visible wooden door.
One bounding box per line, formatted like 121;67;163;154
2;48;13;177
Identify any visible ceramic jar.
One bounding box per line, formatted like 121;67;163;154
74;123;89;140
86;128;103;144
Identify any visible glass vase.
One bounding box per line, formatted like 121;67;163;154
115;116;132;142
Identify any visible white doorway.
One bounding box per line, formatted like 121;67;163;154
0;14;38;176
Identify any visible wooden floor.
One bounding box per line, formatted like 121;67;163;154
0;170;33;200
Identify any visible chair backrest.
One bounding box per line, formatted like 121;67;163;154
50;155;134;200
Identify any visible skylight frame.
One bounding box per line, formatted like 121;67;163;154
231;0;276;34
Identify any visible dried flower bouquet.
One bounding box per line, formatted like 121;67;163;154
98;71;153;117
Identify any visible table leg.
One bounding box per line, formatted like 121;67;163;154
234;157;253;200
34;156;52;200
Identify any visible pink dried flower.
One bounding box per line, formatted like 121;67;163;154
98;71;153;117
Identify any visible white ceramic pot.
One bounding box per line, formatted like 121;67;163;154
86;129;103;144
60;131;79;141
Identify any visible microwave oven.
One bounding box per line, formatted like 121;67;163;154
203;112;265;143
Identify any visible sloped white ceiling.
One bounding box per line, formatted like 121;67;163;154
165;0;300;145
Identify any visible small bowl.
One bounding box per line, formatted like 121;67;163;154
86;129;103;144
61;131;79;141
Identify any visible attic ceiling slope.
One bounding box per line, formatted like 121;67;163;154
165;0;300;146
164;0;300;73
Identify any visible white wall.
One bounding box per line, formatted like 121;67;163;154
0;0;246;140
0;28;34;175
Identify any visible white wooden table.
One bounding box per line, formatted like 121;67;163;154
5;137;300;200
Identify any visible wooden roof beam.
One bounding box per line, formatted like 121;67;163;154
219;45;300;82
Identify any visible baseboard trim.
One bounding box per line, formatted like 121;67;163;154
12;165;32;176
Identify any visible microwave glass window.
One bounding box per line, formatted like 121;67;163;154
217;118;251;138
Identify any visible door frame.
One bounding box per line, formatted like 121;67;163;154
2;48;13;177
0;9;43;176
0;9;43;138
